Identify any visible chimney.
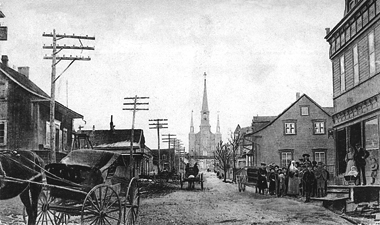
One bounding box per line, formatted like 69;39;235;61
325;28;330;36
1;55;8;68
296;92;301;100
18;67;29;78
110;115;114;131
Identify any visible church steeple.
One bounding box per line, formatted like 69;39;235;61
190;110;194;133
216;112;220;133
200;72;210;129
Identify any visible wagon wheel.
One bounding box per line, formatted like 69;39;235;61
23;188;68;225
81;184;122;225
125;177;140;225
180;173;183;189
200;173;204;190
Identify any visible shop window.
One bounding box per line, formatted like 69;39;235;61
365;118;379;150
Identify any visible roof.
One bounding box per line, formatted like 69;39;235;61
60;149;120;172
0;63;83;118
251;116;276;132
247;94;332;135
81;129;145;148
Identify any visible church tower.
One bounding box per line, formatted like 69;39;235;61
189;72;222;170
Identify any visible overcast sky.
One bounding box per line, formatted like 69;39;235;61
0;0;344;151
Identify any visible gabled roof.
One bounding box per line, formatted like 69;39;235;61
0;62;83;118
247;94;332;135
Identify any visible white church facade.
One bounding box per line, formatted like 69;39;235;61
189;73;222;170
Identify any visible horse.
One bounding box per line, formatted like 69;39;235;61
0;150;44;225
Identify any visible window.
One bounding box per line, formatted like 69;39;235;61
313;120;326;135
279;150;293;168
0;120;7;145
300;106;309;116
340;55;345;92
365;118;379;150
313;149;327;164
45;121;50;148
369;31;376;76
353;44;359;85
284;122;296;135
0;81;6;99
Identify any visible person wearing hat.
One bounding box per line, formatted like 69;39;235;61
354;143;369;185
258;162;268;195
302;163;315;203
302;153;311;165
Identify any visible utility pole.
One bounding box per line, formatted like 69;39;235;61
43;30;95;163
162;133;176;171
149;119;168;173
123;96;149;178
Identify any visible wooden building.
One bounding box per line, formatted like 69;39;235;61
325;0;380;181
0;55;82;158
242;94;335;172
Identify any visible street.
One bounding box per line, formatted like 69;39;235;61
138;172;353;225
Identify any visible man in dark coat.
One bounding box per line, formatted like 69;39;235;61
355;144;369;185
258;162;268;195
303;163;315;203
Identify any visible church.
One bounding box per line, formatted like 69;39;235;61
189;73;222;170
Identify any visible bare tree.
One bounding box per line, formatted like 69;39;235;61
214;141;232;182
228;130;241;183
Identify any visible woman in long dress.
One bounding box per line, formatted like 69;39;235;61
345;146;357;175
287;160;299;196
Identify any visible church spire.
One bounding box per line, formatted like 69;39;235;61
216;112;220;133
200;72;210;129
190;110;194;133
202;72;209;113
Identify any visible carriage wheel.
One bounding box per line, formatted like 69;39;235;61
125;177;140;225
180;173;183;189
81;184;122;225
200;174;204;190
24;188;67;225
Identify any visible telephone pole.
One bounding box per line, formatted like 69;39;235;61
123;96;149;178
43;30;94;163
149;119;168;173
162;134;176;172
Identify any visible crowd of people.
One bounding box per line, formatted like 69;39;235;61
257;153;330;203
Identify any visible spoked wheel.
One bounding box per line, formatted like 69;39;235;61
81;184;122;225
24;188;68;225
125;177;140;225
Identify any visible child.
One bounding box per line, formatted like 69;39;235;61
278;171;286;197
370;158;378;185
268;168;276;195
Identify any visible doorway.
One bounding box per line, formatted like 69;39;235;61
350;122;362;148
337;128;347;174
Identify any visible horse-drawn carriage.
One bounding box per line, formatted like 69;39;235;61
0;149;140;225
179;165;204;190
236;167;260;192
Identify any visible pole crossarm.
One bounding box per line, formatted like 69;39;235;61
42;29;95;164
124;97;149;100
43;45;95;50
43;56;91;61
149;118;168;173
123;108;149;110
43;32;95;40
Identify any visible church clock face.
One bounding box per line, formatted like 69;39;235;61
203;112;207;120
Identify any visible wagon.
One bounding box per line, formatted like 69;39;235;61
179;167;203;190
236;167;259;192
24;149;141;225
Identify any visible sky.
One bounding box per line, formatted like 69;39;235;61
0;0;344;151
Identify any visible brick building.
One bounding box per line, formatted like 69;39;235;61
0;55;82;158
325;0;380;180
243;94;335;172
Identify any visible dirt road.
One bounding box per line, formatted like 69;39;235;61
138;172;356;225
0;171;372;224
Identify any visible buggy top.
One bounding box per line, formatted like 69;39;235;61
59;149;121;173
